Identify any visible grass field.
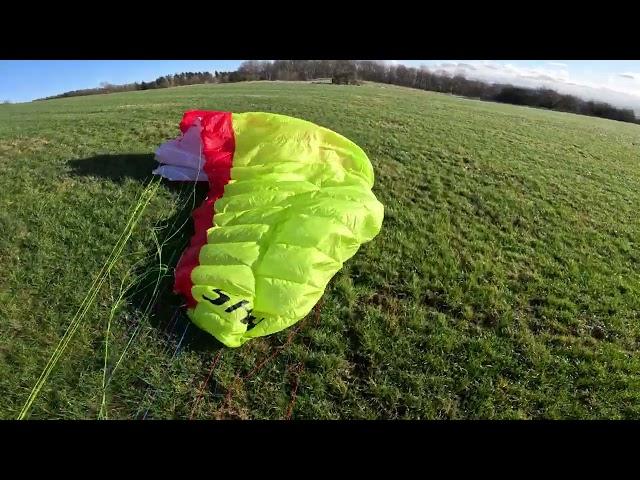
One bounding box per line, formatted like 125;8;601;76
1;81;640;419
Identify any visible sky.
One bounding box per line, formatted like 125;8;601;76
1;60;640;112
402;60;640;113
0;60;243;102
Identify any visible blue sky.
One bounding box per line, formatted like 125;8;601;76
0;60;243;102
1;60;640;111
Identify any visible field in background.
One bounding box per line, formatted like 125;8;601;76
1;81;640;419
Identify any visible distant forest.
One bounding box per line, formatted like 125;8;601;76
36;60;639;125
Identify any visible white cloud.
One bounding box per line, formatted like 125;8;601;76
457;63;477;70
416;61;640;113
548;62;568;67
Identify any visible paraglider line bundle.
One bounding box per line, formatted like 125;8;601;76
214;300;323;420
17;178;161;420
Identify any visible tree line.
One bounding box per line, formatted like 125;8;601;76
37;61;639;124
235;61;638;124
37;71;232;99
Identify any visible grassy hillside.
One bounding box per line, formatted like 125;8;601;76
1;81;640;419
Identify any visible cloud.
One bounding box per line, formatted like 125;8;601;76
521;73;565;82
548;62;568;67
417;61;640;113
457;63;477;70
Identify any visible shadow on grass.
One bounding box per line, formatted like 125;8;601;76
67;153;226;357
67;153;158;183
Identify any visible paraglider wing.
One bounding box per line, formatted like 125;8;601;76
153;117;209;182
165;110;383;347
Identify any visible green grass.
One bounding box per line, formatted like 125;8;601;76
1;81;640;419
